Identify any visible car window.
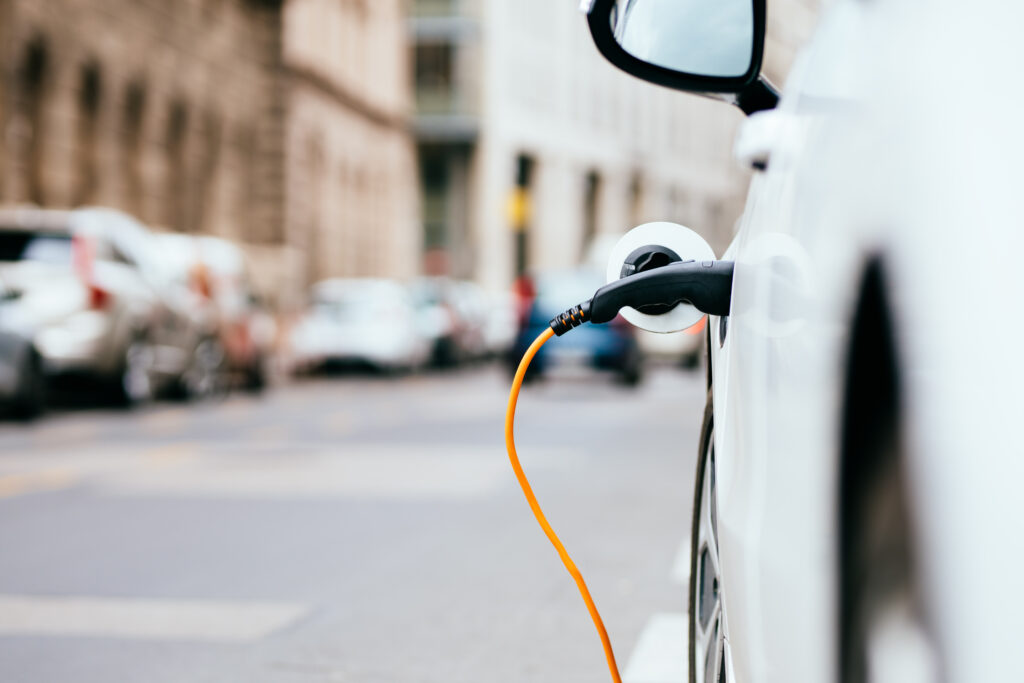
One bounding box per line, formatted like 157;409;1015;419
0;232;73;264
107;242;138;267
75;210;156;274
314;284;407;321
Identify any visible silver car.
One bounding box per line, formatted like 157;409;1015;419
0;207;203;404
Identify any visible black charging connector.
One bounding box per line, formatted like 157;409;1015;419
549;260;734;336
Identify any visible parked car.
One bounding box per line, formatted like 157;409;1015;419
290;278;428;374
0;207;200;404
156;233;275;392
409;276;469;367
449;280;490;361
481;288;518;359
582;1;1024;682
509;269;642;385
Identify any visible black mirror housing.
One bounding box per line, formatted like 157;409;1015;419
584;0;778;115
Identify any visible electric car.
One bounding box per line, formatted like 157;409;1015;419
582;1;1024;683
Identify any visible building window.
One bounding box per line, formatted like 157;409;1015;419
233;125;257;242
628;171;645;226
582;170;601;259
414;43;454;113
421;151;449;251
74;62;103;206
121;82;146;216
191;109;222;233
18;38;50;205
412;0;457;16
165;101;189;231
302;134;324;281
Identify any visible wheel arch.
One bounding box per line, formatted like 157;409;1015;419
836;256;920;682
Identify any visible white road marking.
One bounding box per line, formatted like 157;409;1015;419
671;540;690;585
0;595;307;643
622;612;688;683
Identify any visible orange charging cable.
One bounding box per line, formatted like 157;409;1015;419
504;327;622;683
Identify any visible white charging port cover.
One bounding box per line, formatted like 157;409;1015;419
605;222;716;333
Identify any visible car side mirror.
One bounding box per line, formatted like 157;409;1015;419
582;0;778;114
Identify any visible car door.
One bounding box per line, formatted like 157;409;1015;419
709;2;873;681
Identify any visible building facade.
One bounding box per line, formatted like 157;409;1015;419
410;0;820;292
411;0;752;292
0;0;285;242
282;0;419;302
0;0;419;307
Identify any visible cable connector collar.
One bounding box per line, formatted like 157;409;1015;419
549;300;592;336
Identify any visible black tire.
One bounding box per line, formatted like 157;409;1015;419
680;351;701;371
688;388;721;683
182;337;228;400
507;346;542;383
617;349;644;387
242;355;267;393
618;365;642;387
431;337;460;368
516;363;542;384
109;334;154;407
838;261;936;683
839;426;933;683
10;347;45;419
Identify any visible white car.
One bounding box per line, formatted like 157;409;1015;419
581;1;1024;683
0;207;205;404
157;233;276;392
290;279;429;374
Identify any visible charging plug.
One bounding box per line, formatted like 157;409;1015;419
549;260;733;336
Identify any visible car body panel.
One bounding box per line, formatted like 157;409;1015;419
291;278;429;371
699;0;1024;681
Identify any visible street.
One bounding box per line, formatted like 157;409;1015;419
0;364;705;683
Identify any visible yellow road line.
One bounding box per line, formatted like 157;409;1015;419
0;469;77;499
143;443;199;467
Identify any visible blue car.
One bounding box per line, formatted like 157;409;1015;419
509;270;643;386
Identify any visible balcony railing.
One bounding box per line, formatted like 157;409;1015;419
414;87;475;116
411;0;461;17
413;87;478;142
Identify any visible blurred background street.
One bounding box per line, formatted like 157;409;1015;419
0;0;819;679
0;363;704;682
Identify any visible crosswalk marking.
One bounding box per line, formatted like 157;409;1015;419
0;595;308;643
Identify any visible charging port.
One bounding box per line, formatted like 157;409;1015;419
620;245;686;315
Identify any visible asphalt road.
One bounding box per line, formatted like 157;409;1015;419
0;363;706;683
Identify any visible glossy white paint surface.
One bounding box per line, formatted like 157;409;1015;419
699;0;1024;681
